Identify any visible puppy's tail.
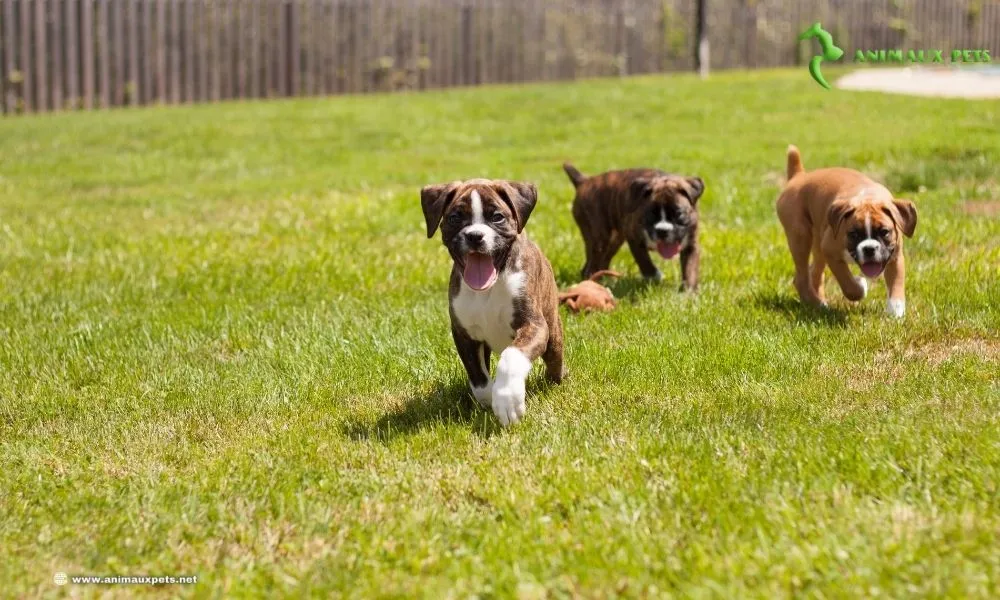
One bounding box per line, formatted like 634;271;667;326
786;145;805;181
563;163;587;188
588;269;622;282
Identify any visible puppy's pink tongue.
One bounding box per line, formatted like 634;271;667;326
861;262;884;278
463;253;497;290
657;241;681;259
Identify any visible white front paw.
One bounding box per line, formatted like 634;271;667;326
854;276;869;299
471;381;493;409
646;270;664;282
493;348;532;426
887;298;905;318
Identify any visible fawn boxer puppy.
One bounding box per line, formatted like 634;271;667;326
776;145;917;317
563;163;704;290
421;179;564;426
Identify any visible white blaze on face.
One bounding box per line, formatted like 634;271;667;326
654;208;675;233
462;189;497;253
855;213;882;265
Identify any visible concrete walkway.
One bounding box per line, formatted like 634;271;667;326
836;67;1000;99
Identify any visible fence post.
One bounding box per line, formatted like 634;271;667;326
695;0;708;78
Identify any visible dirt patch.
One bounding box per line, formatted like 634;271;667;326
963;201;1000;217
816;337;998;394
892;338;1000;367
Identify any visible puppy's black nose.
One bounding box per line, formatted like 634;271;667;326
861;246;876;259
465;230;484;245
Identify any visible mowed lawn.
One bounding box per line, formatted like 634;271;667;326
1;69;998;598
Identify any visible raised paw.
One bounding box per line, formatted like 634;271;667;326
493;348;532;426
886;298;905;318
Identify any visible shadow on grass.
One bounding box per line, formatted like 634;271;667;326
752;291;850;327
340;378;501;442
341;372;565;443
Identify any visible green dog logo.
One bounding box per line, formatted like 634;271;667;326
799;22;844;89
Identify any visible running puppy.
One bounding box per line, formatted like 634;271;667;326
563;163;704;290
776;145;917;317
421;179;564;426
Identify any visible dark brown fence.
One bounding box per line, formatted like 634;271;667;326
2;0;1000;115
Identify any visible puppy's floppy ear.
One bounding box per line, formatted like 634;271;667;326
496;181;538;233
827;200;856;233
627;177;654;212
420;181;461;238
685;177;705;205
888;198;918;238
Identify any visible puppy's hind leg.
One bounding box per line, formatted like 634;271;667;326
785;230;824;306
542;318;565;384
809;240;827;306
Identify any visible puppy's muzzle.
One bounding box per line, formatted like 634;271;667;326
855;240;886;262
654;222;674;239
464;230;485;246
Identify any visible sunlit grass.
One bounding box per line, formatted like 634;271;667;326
1;68;998;598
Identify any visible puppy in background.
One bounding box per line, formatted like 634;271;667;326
563;163;704;291
776;145;917;317
421;179;564;426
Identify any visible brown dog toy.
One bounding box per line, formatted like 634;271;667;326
558;270;621;313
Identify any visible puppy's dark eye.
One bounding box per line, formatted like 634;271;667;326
488;212;505;223
447;213;462;226
876;227;890;237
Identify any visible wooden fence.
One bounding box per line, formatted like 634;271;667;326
2;0;1000;114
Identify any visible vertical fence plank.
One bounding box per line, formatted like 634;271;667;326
250;0;259;97
273;0;283;94
154;0;164;102
195;0;205;100
111;0;123;105
80;0;92;108
287;0;298;95
141;0;151;103
234;0;244;99
126;0;138;104
24;0;35;111
98;0;109;106
183;0;193;101
210;0;219;100
263;0;272;96
33;0;46;109
301;0;311;95
220;0;230;99
2;0;15;112
51;0;63;109
168;0;178;102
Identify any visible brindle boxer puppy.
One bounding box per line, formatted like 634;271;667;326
563;163;704;290
776;145;917;317
421;179;564;426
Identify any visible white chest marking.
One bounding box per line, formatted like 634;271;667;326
452;270;525;352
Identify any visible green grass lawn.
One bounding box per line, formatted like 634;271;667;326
1;68;998;598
